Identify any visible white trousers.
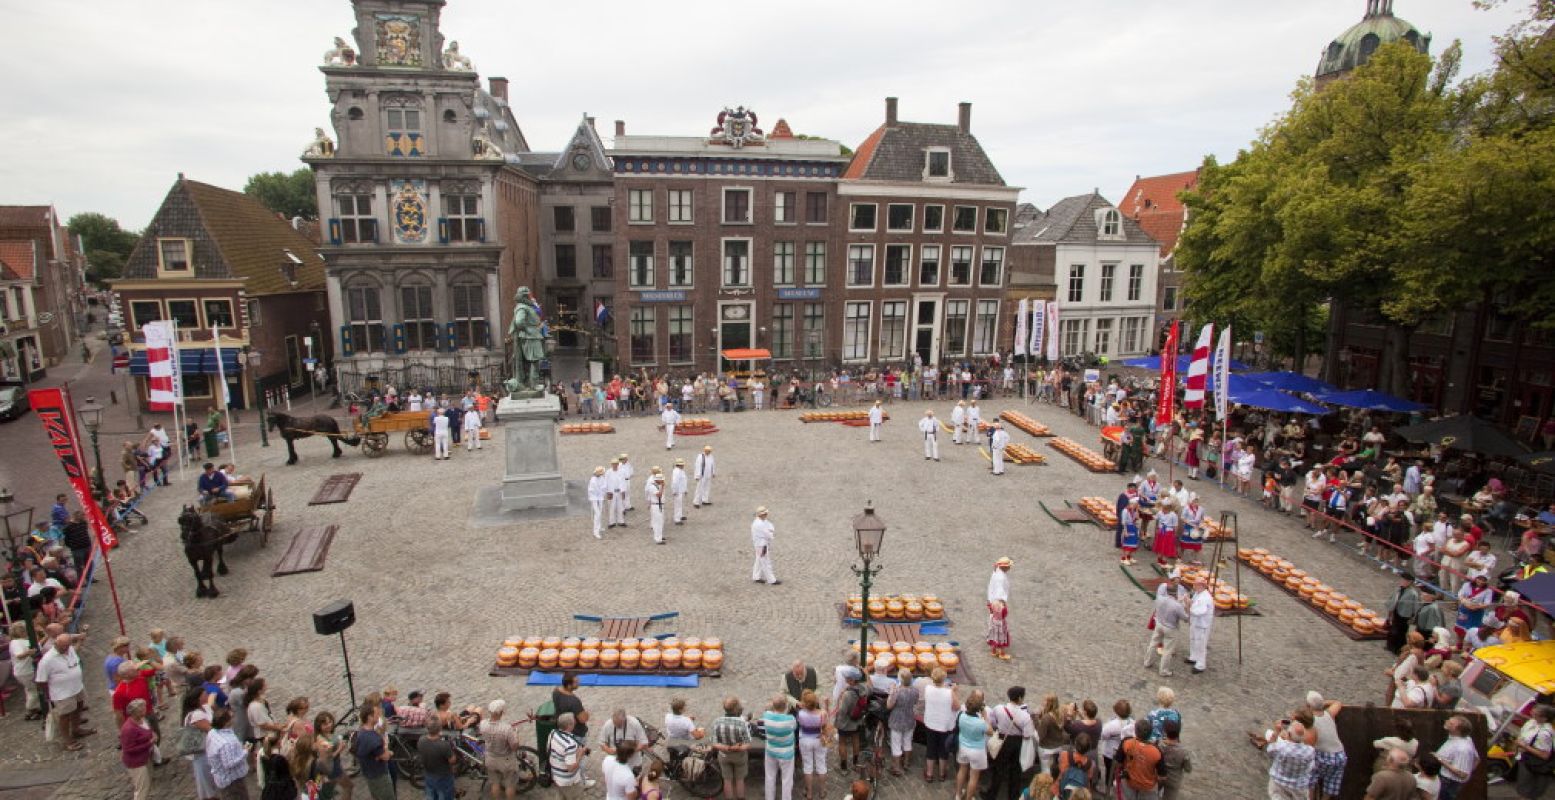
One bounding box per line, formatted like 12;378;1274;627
623;484;634;510
953;422;964;444
463;426;481;450
673;491;686;522
752;548;776;583
695;476;713;505
610;493;626;525
434;432;451;459
1189;623;1211;669
992;447;1005;474
651;504;665;542
764;754;794;800
923;434;939;460
665;426;675;449
869;422;881;441
591;498;604;538
754;392;764;410
1146;626;1178;674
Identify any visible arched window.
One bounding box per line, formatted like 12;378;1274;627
450;276;488;349
442;109;457;123
398;277;438;351
1359;33;1381;61
344;279;386;353
348;107;364;121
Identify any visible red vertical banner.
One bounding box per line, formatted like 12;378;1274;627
1155;320;1180;425
28;386;118;550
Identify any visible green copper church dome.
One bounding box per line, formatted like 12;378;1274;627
1316;0;1431;81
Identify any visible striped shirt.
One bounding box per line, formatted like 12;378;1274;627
549;730;582;785
761;711;797;761
1435;735;1479;781
713;715;750;748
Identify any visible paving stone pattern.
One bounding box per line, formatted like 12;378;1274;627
1;395;1406;799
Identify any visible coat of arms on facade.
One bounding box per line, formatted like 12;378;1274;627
375;13;422;67
710;107;765;149
391;180;429;244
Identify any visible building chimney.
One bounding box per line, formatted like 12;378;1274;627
488;77;508;101
585;115;596;131
957;102;972;134
615;120;626;137
885;97;898;126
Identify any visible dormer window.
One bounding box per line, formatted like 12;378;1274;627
157;238;191;275
924;148;951;180
1098;208;1123;239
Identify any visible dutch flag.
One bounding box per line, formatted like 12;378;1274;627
595;300;610;326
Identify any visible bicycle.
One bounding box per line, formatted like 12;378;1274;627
451;719;545;794
643;723;726;798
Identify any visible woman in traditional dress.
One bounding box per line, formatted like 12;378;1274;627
1119;498;1142;566
1152;498;1180;568
1179;494;1206;564
986;599;1010;661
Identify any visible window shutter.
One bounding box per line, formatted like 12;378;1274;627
483;321;492;349
339;325;353;357
328;219;343;245
392;323;407;354
445;322;458;351
438;218;450;244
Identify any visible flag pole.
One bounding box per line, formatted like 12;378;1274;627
171;320;187;482
212;326;236;467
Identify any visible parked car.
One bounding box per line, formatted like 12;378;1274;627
0;380;29;421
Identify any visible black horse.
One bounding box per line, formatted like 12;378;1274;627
178;505;232;598
267;411;360;465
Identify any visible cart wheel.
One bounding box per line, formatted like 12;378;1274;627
261;492;275;545
363;433;389;457
406;428;433;454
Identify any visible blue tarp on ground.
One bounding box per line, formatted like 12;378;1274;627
1241;371;1338;396
1115;354;1252;373
1313;389;1429;413
525;672;700;688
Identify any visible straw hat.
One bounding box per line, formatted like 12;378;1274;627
593;467;605;476
756;506;769;516
994;556;1014;568
675;458;685;466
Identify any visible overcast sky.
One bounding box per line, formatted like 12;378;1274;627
0;0;1528;229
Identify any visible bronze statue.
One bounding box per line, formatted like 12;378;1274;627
504;287;549;397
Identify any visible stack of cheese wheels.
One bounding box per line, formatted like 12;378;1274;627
559;648;580;669
703;648;724;670
684;648;704;669
579;649;599;669
621;648;641;669
661;648;682;669
640;649;661;669
497;646;520;667
886;599;906;619
538;648;560;670
518;647;540;668
600;648;620;669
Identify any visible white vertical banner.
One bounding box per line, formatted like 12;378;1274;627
169;320;188;478
1029;300;1044;358
1045;302;1060;361
212;326;236;466
1013;298;1029;357
1213;325;1232;419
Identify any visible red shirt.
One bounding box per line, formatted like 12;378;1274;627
111;669;155;717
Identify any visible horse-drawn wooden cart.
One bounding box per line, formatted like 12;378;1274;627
353;411;434;458
205;475;276;546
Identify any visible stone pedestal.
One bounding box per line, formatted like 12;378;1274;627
496;394;567;512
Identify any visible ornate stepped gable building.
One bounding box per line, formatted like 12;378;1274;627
838;98;1019;367
607;109;851;375
305;0;538;392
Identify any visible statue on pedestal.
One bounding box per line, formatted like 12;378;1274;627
504;287;550;398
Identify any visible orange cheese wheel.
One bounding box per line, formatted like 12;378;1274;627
886;600;906;619
621;638;642;650
538;648;560;669
581;638;601;650
934;643;955;654
869;641;890;653
542;637;562;650
640;649;661;669
601;639;621;650
620;649;641;669
658;637;679;650
891;642;912;654
503;638;524;649
518;647;540;668
867;601;887;617
682;637;703;650
497;647;520;666
913;642;934;655
662;648;683;668
559;648;580;668
875;653;895;671
600;649;620;668
683;649;703;669
905;602;925;620
703;650;724;670
897;652;918;671
925;602;944;619
523;636;544;649
579;649;599;668
561;637;582;650
937;652;960;670
702;637;722;651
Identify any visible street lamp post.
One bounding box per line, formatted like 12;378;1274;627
851;502;887;667
0;488;38;647
78;396;106;503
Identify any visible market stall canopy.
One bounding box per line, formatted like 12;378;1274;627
1313;389;1429;413
1511;572;1555;618
1226;387;1333;415
1395;415;1529;458
1242;371;1338;396
1115;354;1251;373
721;348;771;360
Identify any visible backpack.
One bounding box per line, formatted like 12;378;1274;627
1052;749;1093;797
847;688;867;721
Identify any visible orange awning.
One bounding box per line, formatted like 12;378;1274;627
721;348;771;360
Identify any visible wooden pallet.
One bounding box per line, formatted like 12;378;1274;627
1076;497;1119;528
572;612;682;639
308;473;361;505
834;603;952;626
272;525;337;576
1040;500;1096;526
488;664;723;679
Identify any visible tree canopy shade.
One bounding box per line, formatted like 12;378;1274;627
243;168;317;220
1176;4;1555;398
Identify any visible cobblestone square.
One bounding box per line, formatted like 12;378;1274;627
6;395;1400;799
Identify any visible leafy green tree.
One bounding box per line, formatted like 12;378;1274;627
243;168;317;220
67;212;139;286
